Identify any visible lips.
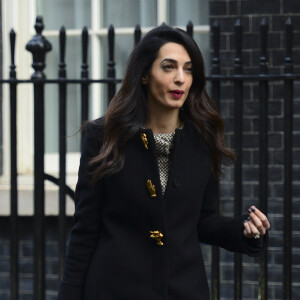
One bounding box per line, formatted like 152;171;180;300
169;90;184;99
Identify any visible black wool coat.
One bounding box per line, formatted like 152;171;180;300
58;118;265;300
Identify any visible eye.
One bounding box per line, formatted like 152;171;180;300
162;64;174;71
185;66;193;73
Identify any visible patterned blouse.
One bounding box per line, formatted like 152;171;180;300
153;128;182;195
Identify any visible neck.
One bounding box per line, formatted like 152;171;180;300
145;107;181;134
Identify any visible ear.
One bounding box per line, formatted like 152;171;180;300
141;75;148;84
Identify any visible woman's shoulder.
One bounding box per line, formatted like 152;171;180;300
84;116;105;141
184;119;211;157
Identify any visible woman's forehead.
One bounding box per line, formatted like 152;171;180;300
156;42;191;63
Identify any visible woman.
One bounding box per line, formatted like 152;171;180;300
58;25;270;300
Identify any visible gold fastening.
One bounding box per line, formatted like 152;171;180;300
150;230;164;246
146;179;157;197
141;133;149;150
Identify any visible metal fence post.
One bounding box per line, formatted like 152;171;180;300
258;17;269;300
233;19;243;300
9;28;18;300
134;24;141;47
81;26;89;126
283;16;294;300
186;20;193;38
107;25;116;103
211;19;221;300
25;16;52;300
58;26;67;279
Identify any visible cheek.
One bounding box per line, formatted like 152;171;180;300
187;77;193;90
184;80;193;99
151;78;168;94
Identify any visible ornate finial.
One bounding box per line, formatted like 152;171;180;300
34;16;44;34
186;20;193;37
284;17;293;74
134;24;141;46
235;18;241;27
285;16;292;26
211;20;220;75
107;25;116;101
213;19;219;27
259;18;269;73
59;26;66;77
10;29;16;78
81;26;89;78
260;17;267;27
26;16;52;79
108;25;115;64
234;19;243;73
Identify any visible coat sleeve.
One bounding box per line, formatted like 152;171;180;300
58;123;104;299
197;174;267;256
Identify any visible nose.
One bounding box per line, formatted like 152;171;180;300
174;69;185;86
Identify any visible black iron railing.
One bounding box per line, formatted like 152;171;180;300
2;15;299;300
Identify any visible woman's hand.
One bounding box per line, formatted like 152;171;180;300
243;206;271;239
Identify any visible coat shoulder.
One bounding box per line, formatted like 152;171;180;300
84;117;105;142
185;120;212;159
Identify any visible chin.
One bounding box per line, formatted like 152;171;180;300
167;101;185;109
162;103;181;110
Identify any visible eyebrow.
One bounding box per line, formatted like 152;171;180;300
161;58;192;65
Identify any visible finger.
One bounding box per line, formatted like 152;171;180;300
248;220;262;237
248;212;266;235
250;206;271;229
243;221;252;238
243;228;251;238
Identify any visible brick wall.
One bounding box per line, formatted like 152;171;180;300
209;0;300;299
0;217;73;300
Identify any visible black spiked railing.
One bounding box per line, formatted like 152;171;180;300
81;27;89;126
211;19;220;300
2;17;300;300
134;24;141;46
211;20;220;85
59;27;67;79
283;17;294;300
258;17;269;300
186;20;193;38
107;25;116;102
9;30;16;79
25;16;52;300
58;26;67;279
25;16;52;79
9;28;18;300
233;18;243;300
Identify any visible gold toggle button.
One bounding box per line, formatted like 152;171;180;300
146;179;157;197
150;230;164;246
141;133;149;150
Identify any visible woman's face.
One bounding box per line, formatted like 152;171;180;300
144;42;193;113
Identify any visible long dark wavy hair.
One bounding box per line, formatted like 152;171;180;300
89;24;235;184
